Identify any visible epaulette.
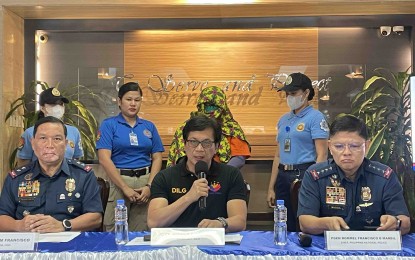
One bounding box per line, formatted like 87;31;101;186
365;161;393;179
8;165;31;179
67;159;93;173
309;164;336;181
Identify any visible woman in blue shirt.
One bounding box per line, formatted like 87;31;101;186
96;82;164;231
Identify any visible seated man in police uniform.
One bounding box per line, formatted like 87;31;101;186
147;115;247;232
298;115;410;235
0;116;102;233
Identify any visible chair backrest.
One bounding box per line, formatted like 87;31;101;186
244;180;251;206
290;178;302;232
96;177;110;231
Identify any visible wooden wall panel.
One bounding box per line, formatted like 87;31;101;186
1;8;24;188
125;28;318;159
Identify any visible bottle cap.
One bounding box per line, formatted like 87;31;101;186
116;199;125;205
276;200;284;205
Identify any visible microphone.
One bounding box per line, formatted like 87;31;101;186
298;232;312;247
195;161;208;211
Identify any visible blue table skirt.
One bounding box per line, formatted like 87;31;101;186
36;231;415;257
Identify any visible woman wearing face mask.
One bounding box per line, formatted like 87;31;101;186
267;72;329;232
167;86;250;168
16;87;83;167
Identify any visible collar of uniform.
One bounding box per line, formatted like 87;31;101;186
116;112;141;126
333;158;366;183
289;105;312;118
34;159;71;177
178;157;219;177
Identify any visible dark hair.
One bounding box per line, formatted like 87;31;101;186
330;115;368;140
118;82;142;99
33;116;67;138
182;115;221;143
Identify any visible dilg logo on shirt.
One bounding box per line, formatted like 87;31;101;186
172;187;187;194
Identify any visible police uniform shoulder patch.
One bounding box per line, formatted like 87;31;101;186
310;164;335;180
9;165;31;179
68;159;92;173
366;161;393;179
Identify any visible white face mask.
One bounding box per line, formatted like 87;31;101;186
45;105;65;119
286;92;307;110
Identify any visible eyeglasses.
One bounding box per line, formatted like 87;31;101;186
330;143;365;153
186;139;214;149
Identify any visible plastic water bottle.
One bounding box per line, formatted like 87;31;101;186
274;199;287;245
114;199;129;245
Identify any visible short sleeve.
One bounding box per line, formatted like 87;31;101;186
297;170;321;217
96;119;114;151
17;128;35;160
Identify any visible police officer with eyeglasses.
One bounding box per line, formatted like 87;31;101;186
297;115;410;235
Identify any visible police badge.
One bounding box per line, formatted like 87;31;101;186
65;178;76;196
361;187;372;202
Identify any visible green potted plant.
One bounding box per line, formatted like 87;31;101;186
5;81;101;169
350;67;415;231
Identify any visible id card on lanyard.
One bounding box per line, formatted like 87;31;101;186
284;126;291;152
129;132;138;146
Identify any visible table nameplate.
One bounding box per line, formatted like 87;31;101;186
151;228;225;246
325;230;401;250
0;232;38;252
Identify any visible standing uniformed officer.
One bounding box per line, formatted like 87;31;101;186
298;115;410;235
0;116;102;233
17;87;83;167
267;72;329;232
97;82;164;231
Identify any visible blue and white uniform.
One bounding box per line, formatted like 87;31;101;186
275;105;329;231
0;159;102;223
17;125;83;161
298;158;409;230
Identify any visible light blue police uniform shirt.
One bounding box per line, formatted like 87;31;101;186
96;113;165;169
277;105;329;164
17;125;84;161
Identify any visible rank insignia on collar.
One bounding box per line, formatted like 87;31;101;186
330;174;340;187
24;173;33;181
361;186;372;201
65;178;76;196
67;206;74;213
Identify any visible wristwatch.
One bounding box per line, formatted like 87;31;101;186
394;216;401;230
216;217;228;229
62;219;72;231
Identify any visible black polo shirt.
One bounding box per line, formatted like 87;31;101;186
150;158;247;227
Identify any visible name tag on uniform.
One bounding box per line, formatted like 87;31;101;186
129;132;138;146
